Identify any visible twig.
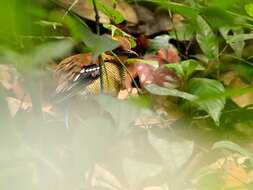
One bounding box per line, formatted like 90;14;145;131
92;0;100;35
92;0;104;92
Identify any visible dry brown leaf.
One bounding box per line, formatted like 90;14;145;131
0;64;18;90
221;72;253;107
223;160;251;189
117;88;138;100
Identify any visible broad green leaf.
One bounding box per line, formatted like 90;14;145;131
245;3;253;17
145;84;197;101
187;78;226;125
166;59;204;79
201;7;235;28
196;16;219;59
227;33;253;44
63;15;119;59
212;141;253;165
181;60;205;77
96;0;124;24
220;26;245;57
170;22;195;41
165;63;184;77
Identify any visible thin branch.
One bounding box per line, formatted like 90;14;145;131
92;0;100;35
92;0;104;92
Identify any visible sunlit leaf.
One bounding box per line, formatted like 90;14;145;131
245;3;253;17
196;16;219;59
165;59;204;79
96;0;124;24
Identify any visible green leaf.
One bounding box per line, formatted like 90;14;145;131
96;0;124;24
220;26;245;57
196;16;219;59
165;63;184;77
1;40;74;71
64;15;119;59
103;24;136;48
166;59;204;79
170;22;195;41
187;78;226;125
150;0;199;18
32;40;74;66
197;172;224;190
212;141;253;165
145;84;197;101
245;3;253;17
226;33;253;44
181;60;205;77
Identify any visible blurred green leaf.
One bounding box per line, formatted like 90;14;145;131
58;14;119;59
197;172;224;190
32;40;74;66
1;40;74;71
151;0;199;18
196;16;219;59
245;3;253;17
187;78;226;125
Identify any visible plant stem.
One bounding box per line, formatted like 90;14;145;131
92;0;104;92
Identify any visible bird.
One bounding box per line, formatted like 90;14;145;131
53;52;127;102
